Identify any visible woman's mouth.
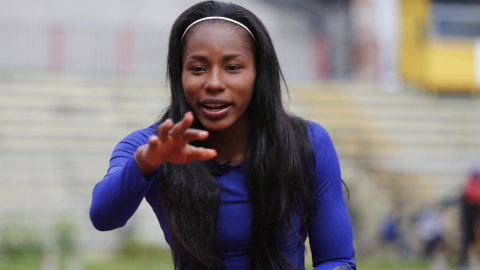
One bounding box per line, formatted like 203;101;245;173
200;99;232;119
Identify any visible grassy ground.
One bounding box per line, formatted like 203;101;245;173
82;255;174;270
0;253;174;270
356;258;433;270
0;251;441;270
0;255;43;270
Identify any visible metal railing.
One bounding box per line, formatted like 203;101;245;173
0;25;168;77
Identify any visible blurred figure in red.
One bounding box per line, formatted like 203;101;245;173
456;170;480;270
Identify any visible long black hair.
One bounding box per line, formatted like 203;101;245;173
157;1;317;269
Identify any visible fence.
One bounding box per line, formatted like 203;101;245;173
0;23;320;80
0;25;169;77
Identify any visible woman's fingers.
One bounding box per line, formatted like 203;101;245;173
189;147;217;162
158;119;173;142
169;112;194;139
182;129;209;142
150;112;215;164
148;135;159;151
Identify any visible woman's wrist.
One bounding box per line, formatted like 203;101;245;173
134;146;161;178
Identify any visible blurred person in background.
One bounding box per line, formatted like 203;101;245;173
380;209;410;260
381;212;400;244
456;169;480;270
415;204;445;259
89;1;356;269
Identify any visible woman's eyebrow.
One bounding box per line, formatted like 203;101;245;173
187;55;209;61
222;54;246;61
186;54;247;62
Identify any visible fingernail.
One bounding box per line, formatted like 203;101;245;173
200;131;208;136
212;150;217;156
186;112;193;116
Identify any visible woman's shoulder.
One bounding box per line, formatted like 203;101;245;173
128;123;157;139
306;121;332;146
114;124;158;150
287;116;333;152
307;121;328;135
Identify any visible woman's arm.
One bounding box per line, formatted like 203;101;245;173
90;128;158;231
308;123;356;270
90;113;217;231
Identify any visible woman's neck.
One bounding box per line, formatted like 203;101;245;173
206;126;248;166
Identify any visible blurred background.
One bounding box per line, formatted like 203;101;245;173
1;0;480;269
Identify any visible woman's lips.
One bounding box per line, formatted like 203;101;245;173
200;99;232;119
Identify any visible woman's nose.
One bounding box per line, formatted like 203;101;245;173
205;69;226;92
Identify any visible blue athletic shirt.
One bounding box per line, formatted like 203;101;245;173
90;122;356;270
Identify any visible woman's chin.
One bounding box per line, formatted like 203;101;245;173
202;123;230;133
195;111;248;134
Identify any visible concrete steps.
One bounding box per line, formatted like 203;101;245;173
291;84;479;249
290;82;480;204
1;78;478;252
0;77;170;250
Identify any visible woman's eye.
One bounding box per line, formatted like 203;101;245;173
191;66;206;72
226;65;241;71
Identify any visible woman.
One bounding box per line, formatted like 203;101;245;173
90;1;356;269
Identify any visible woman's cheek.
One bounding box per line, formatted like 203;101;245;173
183;78;201;93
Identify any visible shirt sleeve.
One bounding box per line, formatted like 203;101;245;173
89;127;161;231
307;123;356;270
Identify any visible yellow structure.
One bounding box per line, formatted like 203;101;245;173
400;0;480;93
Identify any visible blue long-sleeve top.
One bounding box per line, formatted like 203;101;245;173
90;122;356;270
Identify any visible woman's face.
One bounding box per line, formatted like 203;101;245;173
182;23;256;134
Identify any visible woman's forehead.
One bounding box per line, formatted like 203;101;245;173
183;23;254;55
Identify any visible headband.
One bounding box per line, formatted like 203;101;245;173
181;16;256;42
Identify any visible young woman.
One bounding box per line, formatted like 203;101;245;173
90;1;356;269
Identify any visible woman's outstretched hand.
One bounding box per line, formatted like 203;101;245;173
134;112;217;178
